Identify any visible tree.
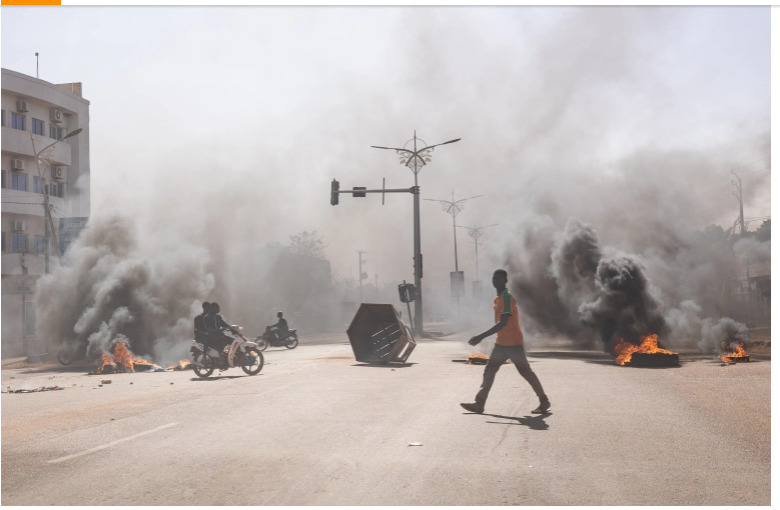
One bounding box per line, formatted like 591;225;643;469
262;231;337;331
754;219;770;242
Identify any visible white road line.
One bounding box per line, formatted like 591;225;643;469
48;422;178;464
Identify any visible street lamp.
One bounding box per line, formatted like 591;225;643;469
457;223;498;285
424;190;482;273
30;127;82;273
371;131;461;335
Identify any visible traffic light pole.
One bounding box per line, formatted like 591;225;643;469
333;132;460;335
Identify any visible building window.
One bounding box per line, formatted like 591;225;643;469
32;176;44;194
34;235;45;253
11;113;24;131
12;233;27;253
32;118;45;136
1;232;5;252
49;181;65;198
49;125;63;140
1;170;5;188
1;109;5;127
12;173;27;191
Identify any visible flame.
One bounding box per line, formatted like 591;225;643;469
467;353;489;365
720;341;749;363
94;341;162;374
613;334;676;366
466;353;510;365
95;353;117;374
166;360;191;370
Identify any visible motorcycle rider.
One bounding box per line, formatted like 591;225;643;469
266;311;289;344
194;301;211;344
204;302;237;369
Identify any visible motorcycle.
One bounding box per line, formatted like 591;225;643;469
256;327;299;351
190;326;264;378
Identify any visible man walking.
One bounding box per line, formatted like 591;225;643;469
460;269;551;415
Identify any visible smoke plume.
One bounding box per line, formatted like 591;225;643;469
35;214;214;364
699;317;750;354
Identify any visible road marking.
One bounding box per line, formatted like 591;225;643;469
48;422;178;464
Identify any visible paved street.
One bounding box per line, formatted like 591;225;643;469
1;333;771;506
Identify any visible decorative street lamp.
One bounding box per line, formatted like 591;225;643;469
424;190;482;273
371;131;460;334
457;223;498;286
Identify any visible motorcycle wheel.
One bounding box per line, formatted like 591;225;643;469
191;353;214;378
240;347;264;375
285;333;299;349
57;345;75;365
256;336;269;351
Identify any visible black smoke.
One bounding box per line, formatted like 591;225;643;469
578;255;669;349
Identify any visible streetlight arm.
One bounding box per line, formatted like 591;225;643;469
417;138;461;152
371;137;460;154
370;145;411;153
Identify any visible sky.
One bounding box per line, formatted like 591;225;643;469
0;5;772;339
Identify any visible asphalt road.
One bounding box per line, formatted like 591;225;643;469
1;332;771;506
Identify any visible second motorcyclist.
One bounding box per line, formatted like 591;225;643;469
266;311;289;344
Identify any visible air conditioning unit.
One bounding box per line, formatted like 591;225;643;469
16;100;28;112
11;220;26;232
52;166;65;180
50;108;63;123
11;159;25;171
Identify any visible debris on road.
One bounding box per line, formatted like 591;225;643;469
407;442;423;446
3;385;64;394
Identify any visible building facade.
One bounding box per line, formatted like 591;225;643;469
1;68;90;357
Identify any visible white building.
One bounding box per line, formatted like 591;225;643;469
1;68;90;357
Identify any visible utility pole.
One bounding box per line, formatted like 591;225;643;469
731;170;746;237
20;253;28;355
371;132;461;335
30;128;82;272
731;169;751;325
358;250;367;303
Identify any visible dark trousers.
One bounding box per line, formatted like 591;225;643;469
205;331;232;353
475;344;547;406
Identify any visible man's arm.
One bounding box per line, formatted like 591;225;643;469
468;314;509;346
217;315;237;334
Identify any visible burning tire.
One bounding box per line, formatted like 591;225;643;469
240;347;264;375
191;353;214;378
627;352;679;367
285;333;299;349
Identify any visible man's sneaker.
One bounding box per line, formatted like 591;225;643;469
460;402;484;414
531;400;551;414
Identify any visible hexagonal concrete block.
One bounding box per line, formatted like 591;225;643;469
346;303;416;364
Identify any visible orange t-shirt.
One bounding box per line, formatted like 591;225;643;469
494;289;524;346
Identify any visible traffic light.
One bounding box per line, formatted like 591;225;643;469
398;283;416;303
330;179;340;205
352;186;367;197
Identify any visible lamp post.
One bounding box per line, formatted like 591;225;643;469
457;223;498;285
30;127;82;273
371;131;460;334
424;190;482;273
